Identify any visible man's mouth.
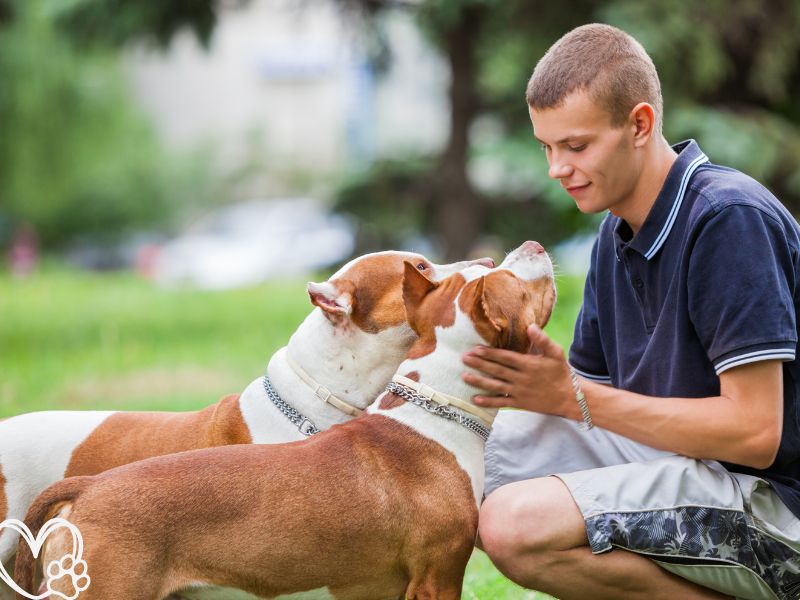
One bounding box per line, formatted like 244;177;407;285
564;182;591;195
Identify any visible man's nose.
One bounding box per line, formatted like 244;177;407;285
548;158;573;180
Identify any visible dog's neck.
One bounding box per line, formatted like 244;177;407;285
267;308;415;428
368;310;499;506
399;310;499;415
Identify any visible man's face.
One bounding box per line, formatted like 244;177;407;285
529;90;640;216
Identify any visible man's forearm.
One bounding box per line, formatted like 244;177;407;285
578;379;780;469
464;329;783;469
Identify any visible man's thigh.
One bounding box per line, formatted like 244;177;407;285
554;456;800;600
484;409;673;496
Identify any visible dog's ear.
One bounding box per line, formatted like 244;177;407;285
402;261;438;324
465;276;510;348
307;280;355;322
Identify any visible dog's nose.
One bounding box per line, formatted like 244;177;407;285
521;241;545;254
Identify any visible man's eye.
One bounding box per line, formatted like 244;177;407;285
568;144;587;152
417;263;427;271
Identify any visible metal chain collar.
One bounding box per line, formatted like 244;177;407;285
262;375;320;436
385;381;491;442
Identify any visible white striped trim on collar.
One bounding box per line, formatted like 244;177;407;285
569;363;612;384
715;348;796;375
643;153;709;260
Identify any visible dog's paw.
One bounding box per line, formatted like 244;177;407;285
45;555;90;600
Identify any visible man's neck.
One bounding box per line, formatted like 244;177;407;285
617;138;678;235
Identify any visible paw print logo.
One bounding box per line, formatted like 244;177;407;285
0;517;90;600
45;555;91;600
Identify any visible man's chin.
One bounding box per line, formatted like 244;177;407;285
573;199;607;215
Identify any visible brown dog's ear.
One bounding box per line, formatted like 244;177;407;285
462;275;516;348
402;260;438;327
307;280;355;323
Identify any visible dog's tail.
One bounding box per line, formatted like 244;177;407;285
14;476;93;598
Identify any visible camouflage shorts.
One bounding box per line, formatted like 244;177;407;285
485;410;800;600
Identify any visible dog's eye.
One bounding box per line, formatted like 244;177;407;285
417;263;427;271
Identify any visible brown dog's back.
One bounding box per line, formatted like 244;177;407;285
25;414;476;599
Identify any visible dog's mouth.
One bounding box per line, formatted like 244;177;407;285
498;241;552;272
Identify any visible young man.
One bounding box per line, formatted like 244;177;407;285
462;23;800;600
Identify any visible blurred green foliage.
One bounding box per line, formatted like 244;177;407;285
334;0;800;255
0;264;307;416
0;0;224;48
3;0;799;253
0;0;220;248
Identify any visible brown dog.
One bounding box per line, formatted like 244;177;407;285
0;250;492;599
15;241;554;600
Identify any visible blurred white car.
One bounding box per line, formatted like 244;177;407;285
150;198;355;289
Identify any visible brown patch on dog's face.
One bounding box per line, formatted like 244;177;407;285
65;395;251;477
402;263;467;359
524;277;556;328
378;371;419;410
329;254;437;334
459;270;546;353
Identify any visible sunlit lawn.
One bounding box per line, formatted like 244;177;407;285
0;262;583;599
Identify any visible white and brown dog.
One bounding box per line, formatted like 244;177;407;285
0;251;493;598
14;241;554;600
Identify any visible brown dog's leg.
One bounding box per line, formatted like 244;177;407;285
41;527;165;600
0;556;14;600
405;580;462;600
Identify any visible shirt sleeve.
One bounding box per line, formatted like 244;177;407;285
569;236;612;383
688;204;797;375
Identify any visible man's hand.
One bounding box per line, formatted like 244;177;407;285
462;324;579;418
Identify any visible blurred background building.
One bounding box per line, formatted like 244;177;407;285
123;0;449;173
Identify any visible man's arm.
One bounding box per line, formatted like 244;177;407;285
462;324;783;469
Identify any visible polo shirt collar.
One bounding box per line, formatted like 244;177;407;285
615;140;709;261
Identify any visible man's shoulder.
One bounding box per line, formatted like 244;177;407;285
689;163;784;217
686;164;799;239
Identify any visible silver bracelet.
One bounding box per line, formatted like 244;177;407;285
569;368;594;431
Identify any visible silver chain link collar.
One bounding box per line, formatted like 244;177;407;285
385;381;491;442
263;376;492;441
262;375;320;436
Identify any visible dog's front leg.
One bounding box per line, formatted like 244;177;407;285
405;576;463;600
0;556;14;600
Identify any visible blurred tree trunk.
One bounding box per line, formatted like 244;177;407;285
432;3;485;261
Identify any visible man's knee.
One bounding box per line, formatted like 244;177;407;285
479;476;585;580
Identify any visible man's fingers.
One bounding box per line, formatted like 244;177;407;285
462;371;512;396
472;394;512;408
527;324;564;359
464;345;529;370
462;353;520;382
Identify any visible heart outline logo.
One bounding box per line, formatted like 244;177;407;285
0;518;91;599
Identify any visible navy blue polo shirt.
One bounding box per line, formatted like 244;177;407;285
568;140;800;517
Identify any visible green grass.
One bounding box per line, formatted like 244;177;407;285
0;266;307;415
0;264;584;599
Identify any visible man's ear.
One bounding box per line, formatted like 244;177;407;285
402;261;438;325
307;280;355;322
630;101;655;148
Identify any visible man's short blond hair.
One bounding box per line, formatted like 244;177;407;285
526;24;663;133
